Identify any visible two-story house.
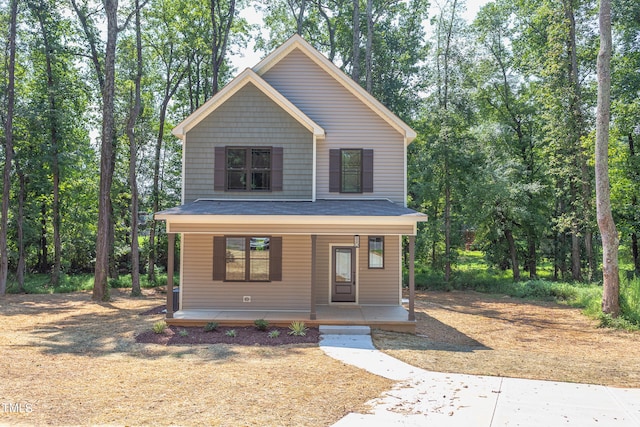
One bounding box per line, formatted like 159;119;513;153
155;35;427;333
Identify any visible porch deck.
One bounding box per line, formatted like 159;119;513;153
166;304;415;333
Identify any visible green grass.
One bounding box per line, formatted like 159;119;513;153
6;272;178;294
410;250;640;330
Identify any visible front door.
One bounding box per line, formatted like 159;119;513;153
332;247;356;302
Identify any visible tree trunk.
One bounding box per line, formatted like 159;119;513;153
444;180;451;282
0;0;17;295
129;0;143;296
527;234;537;279
33;3;62;286
629;134;640;275
352;0;360;82
595;0;619;317
315;0;335;61
296;0;306;34
571;225;581;281
565;0;591;282
93;0;119;302
632;232;640;276
210;0;236;95
39;203;48;273
505;228;520;281
14;157;25;292
365;0;373;93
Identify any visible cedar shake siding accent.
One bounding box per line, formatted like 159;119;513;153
181;234;310;310
261;48;405;204
183;82;313;202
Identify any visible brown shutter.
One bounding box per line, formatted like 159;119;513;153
272;146;283;191
363;149;374;193
214;146;226;191
329;149;340;192
269;236;282;281
213;236;226;281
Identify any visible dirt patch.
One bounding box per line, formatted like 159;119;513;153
0;289;391;426
373;290;640;388
136;325;319;346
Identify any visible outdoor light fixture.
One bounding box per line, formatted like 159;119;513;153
354;235;360;248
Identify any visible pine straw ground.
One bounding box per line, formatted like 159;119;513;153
374;290;640;388
0;289;391;426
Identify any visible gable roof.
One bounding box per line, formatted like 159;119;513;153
171;68;325;140
253;34;417;144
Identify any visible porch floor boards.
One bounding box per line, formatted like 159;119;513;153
167;305;415;333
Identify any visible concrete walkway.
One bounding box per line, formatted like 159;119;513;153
319;332;640;427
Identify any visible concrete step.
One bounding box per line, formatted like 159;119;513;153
319;325;371;335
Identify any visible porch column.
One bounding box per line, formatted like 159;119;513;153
408;235;416;321
310;234;317;320
166;232;175;319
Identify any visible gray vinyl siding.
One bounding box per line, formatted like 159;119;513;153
183;83;313;202
261;48;406;204
181;233;311;310
313;235;401;305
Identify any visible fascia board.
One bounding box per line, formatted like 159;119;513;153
155;213;428;224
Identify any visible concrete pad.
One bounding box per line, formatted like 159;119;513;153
607;387;640;423
321;333;640;427
492;378;639;426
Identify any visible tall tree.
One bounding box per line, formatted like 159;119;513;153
93;0;119;300
28;0;63;285
210;0;237;95
351;0;360;81
595;0;619;316
0;0;18;295
127;0;143;296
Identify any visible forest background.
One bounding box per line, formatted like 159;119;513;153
0;0;639;325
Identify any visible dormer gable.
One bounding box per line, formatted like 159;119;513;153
172;67;325;141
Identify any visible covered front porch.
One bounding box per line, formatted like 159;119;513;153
166;304;416;333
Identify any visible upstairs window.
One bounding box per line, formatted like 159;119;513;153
226;147;271;191
329;148;374;193
215;146;283;192
341;149;362;193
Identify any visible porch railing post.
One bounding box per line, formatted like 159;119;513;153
409;235;416;321
166;232;175;319
310;234;317;320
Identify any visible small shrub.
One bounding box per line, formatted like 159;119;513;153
178;329;189;337
225;329;237;337
254;318;269;331
152;320;167;334
288;321;308;336
203;322;219;332
268;330;281;338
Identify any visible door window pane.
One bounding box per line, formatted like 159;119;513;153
335;248;352;282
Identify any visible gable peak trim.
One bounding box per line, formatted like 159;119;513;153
253;34;417;144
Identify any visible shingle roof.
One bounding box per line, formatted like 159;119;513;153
156;199;426;218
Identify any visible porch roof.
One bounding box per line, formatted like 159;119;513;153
155;199;427;219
